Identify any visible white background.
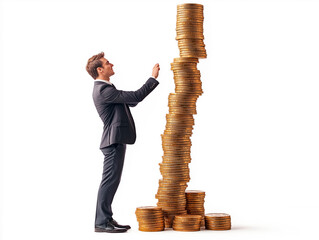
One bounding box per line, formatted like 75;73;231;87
1;0;319;239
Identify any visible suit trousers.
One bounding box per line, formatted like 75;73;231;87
95;143;126;227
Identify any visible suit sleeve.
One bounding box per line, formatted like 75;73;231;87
127;102;138;107
100;78;159;104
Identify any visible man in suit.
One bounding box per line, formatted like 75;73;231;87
86;52;160;233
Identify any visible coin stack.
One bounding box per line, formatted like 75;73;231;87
172;58;203;96
157;58;203;228
135;206;165;232
156;178;188;227
205;213;231;230
156;3;207;229
176;4;207;58
172;214;202;231
185;190;205;226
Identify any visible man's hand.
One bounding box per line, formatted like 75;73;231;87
152;63;160;79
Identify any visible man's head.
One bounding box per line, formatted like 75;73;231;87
86;52;114;80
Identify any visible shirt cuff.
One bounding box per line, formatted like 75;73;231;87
150;76;157;80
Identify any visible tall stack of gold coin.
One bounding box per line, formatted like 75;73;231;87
135;206;165;232
185;190;205;226
156;3;207;228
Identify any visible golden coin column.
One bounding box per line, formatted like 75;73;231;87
205;213;232;230
135;206;165;232
156;3;207;228
185;190;206;226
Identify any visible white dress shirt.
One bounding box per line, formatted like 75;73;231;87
94;79;113;85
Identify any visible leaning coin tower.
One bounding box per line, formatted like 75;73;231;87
156;3;207;228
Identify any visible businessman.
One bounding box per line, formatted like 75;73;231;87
86;52;160;233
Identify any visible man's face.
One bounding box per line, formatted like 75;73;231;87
98;58;114;79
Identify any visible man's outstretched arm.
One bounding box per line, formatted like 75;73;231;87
127;64;160;107
99;63;160;104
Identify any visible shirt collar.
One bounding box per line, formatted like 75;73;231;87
94;79;113;85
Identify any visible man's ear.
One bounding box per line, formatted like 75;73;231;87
97;67;102;73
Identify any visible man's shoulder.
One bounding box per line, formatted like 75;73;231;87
94;81;111;86
93;82;117;102
94;81;114;91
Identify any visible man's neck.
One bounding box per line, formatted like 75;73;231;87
95;78;112;85
97;76;110;81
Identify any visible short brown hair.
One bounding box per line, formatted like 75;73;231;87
86;52;105;79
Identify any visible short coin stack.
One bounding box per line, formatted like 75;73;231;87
205;213;231;230
135;206;165;232
156;3;207;229
185;190;205;226
176;4;207;58
173;214;202;231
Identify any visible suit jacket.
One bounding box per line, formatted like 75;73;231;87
93;77;159;149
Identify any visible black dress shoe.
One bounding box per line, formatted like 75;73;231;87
110;219;131;229
95;222;127;233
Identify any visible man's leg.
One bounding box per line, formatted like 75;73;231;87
95;143;126;227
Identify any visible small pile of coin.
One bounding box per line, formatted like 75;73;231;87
173;214;202;231
176;4;207;58
205;213;231;230
185;190;205;226
135;206;165;232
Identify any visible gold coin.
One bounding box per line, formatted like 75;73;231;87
205;217;231;221
173;57;198;62
176;37;204;40
205;227;231;230
137;220;164;224
171;61;198;64
161;172;190;177
172;72;201;75
173;73;201;76
176;30;204;34
159;179;188;183
171;66;198;69
157;191;187;196
138;228;164;232
177;7;203;11
157;203;187;207
177;9;203;12
176;13;203;16
177;39;205;43
206;221;231;225
177;3;203;7
157;200;187;205
160;165;189;170
174;214;201;219
186;190;205;194
160;170;190;175
176;12;203;16
176;24;203;28
205;213;230;218
136;216;164;219
176;16;203;19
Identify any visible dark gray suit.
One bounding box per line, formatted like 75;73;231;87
92;77;159;227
